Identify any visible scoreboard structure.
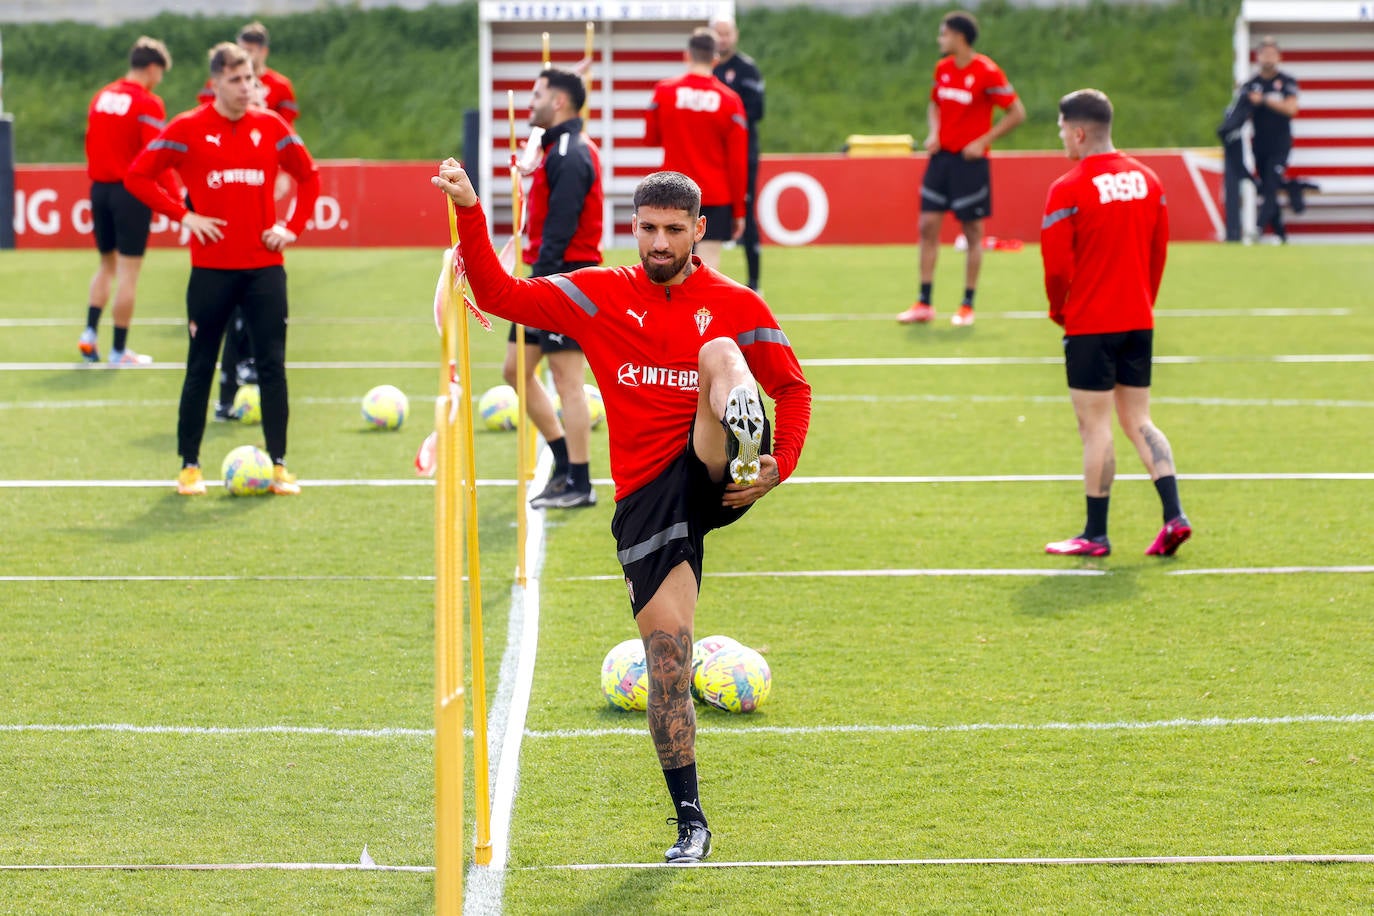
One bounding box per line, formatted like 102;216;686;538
477;1;736;249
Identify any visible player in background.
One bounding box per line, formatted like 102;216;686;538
1245;36;1300;244
197;21;298;125
512;67;604;510
644;28;748;271
432;162;811;864
126;42;320;497
1040;89;1190;559
899;10;1024;328
80;36;178;366
711;15;765;292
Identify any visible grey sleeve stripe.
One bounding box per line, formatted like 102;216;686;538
551;275;598;316
1042;206;1077;230
737;326;790;347
617;522;689;566
276;134;304;151
149;139;187;152
137;115;164;129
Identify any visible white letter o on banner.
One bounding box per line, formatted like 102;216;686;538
757;171;829;247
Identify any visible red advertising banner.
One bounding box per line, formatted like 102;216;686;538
13;151;1224;249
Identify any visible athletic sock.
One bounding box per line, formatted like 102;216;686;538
112;327;129;353
962;288;976;308
919;282;933;305
568;462;590;491
547;436;569;478
662;762;707;826
1154;475;1183;522
183;459;199;470
1084;495;1110;540
86;306;103;332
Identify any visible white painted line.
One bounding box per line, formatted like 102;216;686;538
532;853;1374;871
774;308;1352;321
814;393;1374;409
799;355;1373;368
524;712;1374;741
560;569;1108;582
0;316;434;328
0;723;431;739
0;575;433;583
0;478;518;490
0;862;432;873
1169;566;1374;576
0;361;501;372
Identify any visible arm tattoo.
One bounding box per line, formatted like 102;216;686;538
644;627;696;769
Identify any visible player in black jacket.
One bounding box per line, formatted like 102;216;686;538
712;16;765;292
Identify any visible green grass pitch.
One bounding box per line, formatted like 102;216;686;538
0;240;1371;913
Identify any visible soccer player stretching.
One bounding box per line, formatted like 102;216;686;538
1041;89;1191;558
433;162;811;862
126;42;320;497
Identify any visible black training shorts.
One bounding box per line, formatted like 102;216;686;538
611;422;770;617
90;181;153;257
920;150;992;223
1063;329;1154;391
699;204;735;242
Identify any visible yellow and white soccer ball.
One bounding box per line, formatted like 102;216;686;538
691;635;741;701
552;383;606;430
695;644;772;713
231;384;261;424
221;444;273;496
600;638;648;712
362;384;409;430
478;384;520;431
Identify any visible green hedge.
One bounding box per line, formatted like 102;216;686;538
2;0;1237;164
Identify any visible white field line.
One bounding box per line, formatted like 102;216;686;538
1;354;1372;372
9;393;1374;411
0;723;431;738
772;308;1353;321
7;852;1373;873
1169;566;1374;576
0;575;435;583
532;853;1374;871
561;569;1110;582
524;712;1374;742
2;472;1372;491
0;308;1348;329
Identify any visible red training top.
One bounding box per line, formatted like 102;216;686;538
124;104;320;270
1041;150;1169;334
644;72;748;216
85;77;177;197
199;68;299;123
457;201;811;501
930;53;1018;154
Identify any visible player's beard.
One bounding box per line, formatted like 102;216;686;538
641;249;690;284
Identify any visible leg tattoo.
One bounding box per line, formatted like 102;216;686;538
645;627;695;769
1140;425;1176;476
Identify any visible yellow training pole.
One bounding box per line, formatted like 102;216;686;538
434;245;465;914
541;31;551;69
509;90;530;587
449;202;492;868
581;22;594;120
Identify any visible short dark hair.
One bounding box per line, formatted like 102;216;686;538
1059;88;1114;127
129;36;171;71
540;67;586;113
942;11;979;46
237;21;270;47
687;27;717;64
634;171;702;220
209;41;251;77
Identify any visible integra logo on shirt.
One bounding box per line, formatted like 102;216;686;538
936;86;974;105
616;362;700;391
206;169;267;189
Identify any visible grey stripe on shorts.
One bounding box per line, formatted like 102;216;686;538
617;522;689;566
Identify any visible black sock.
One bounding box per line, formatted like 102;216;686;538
86;306;103;332
1154;475;1182;522
919;282;932;305
962;288;975;308
547;436;569;477
1084;495;1110;540
113;327;129;353
662;762;706;826
568;462;590;490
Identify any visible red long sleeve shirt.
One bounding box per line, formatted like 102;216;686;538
1041;151;1169;335
125;104;320;270
85;77;178;197
457;201;810;501
644;72;748;216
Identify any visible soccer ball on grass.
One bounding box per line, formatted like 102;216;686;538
362;384;409;430
600;638;648;711
221;444;273;496
695;644;772;713
231;384;261;424
478;384;519;431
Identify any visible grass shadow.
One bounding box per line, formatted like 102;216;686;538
557;868;684;915
1013;564;1141;618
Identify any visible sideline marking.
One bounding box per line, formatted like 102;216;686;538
525;712;1374;741
773;308;1353;321
0;723;430;738
0;862;431;873
1169;566;1374;576
561;569;1108;582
